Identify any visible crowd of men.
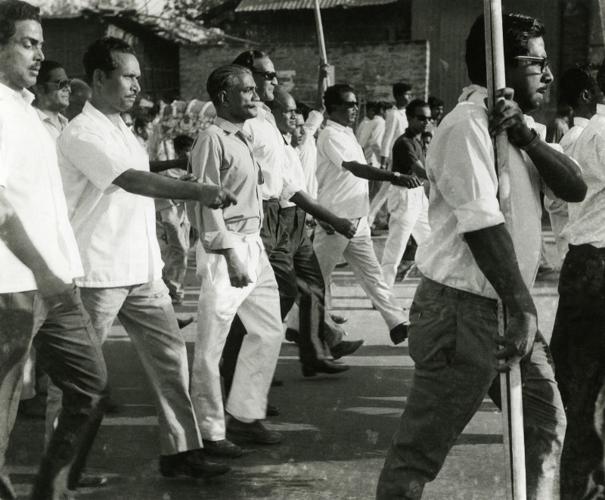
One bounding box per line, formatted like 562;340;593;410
1;1;605;499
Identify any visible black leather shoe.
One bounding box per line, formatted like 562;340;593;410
227;418;282;445
331;339;364;359
159;449;230;478
71;473;108;489
302;359;350;377
177;316;194;329
390;323;408;345
266;404;280;417
202;439;243;458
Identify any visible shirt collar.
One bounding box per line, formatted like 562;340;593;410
36;108;68;127
596;104;605;117
214;116;247;137
458;84;488;107
573;116;590;128
326;119;352;133
0;81;35;105
82;101;128;133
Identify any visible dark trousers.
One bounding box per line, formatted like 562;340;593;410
377;278;565;500
0;286;107;500
551;244;605;500
222;202;329;391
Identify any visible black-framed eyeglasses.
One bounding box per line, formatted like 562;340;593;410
45;78;72;90
253;70;277;81
414;115;432;122
514;55;550;73
339;101;359;109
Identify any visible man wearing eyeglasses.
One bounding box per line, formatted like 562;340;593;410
377;13;586;500
314;84;414;346
32;60;70;139
380;99;431;289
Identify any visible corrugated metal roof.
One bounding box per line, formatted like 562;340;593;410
236;0;397;12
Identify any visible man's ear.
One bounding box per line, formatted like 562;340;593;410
218;89;227;106
581;88;592;104
92;68;105;88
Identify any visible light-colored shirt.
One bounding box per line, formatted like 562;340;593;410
281;133;308;209
559;116;589;152
58;101;163;287
35;108;68;141
190;117;263;251
316;119;369;219
243;104;302;202
561;104;605;247
380;107;408;159
356;115;385;166
296;110;323;198
417;85;544;299
0;83;82;293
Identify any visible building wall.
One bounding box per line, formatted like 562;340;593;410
180;40;428;104
215;1;413;44
41;17;180;99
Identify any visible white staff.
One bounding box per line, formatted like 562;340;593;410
313;0;331;86
483;2;527;499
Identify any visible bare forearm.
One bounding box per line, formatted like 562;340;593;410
113;169;204;201
525;140;586;202
290;191;340;225
343;161;396;182
149;158;188;173
464;224;536;315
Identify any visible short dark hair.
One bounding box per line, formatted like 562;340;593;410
324;83;355;114
206;64;251;106
559;66;597;108
466;13;545;86
428;96;444;108
0;0;40;46
83;37;136;83
405;99;429;118
174;134;194;155
232;50;268;71
393;82;412;98
36;60;63;85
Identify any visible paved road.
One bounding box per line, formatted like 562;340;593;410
7;235;562;499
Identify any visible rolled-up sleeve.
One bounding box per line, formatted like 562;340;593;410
432;115;505;234
190;131;239;251
58;131;129;191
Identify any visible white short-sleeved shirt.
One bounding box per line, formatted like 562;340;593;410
316;119;369;219
58;101;163;287
0;83;83;293
243;104;302;202
416;85;543;299
281;134;308;208
561;105;605;247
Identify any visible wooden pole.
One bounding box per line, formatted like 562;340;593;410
313;0;328;65
483;2;527;499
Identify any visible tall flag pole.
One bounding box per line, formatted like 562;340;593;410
313;0;331;85
483;2;527;499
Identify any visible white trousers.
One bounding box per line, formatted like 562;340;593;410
313;216;405;331
368;182;391;227
381;186;431;288
190;235;283;441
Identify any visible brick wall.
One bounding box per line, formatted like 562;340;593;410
180;41;429;104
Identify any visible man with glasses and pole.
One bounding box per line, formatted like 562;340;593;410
380;99;431;289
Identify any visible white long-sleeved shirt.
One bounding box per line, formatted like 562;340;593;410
356;115;385;166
